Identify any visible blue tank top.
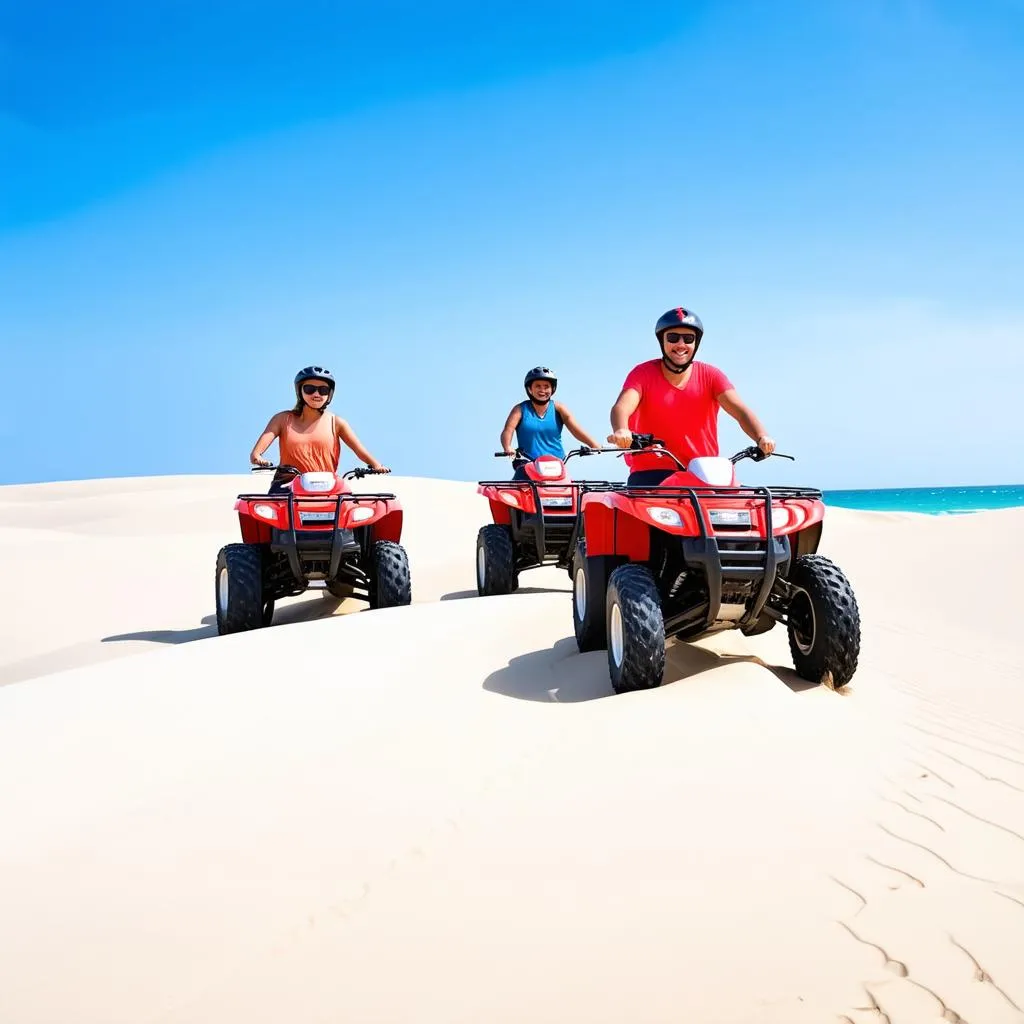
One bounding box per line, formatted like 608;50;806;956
515;400;565;459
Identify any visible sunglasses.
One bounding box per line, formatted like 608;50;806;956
302;384;331;396
664;332;697;344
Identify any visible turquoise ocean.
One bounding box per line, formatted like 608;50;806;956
821;484;1024;515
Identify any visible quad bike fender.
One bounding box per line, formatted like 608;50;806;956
580;492;825;557
234;498;276;544
772;499;825;539
233;496;403;542
487;499;512;526
580;500;651;561
477;483;538;517
789;518;823;561
366;505;404;543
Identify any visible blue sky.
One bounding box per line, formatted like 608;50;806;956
2;0;1022;489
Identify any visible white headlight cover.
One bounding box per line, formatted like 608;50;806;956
252;503;277;520
350;506;374;522
299;472;335;491
536;460;562;478
647;506;682;528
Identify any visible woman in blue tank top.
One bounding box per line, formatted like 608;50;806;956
499;366;600;479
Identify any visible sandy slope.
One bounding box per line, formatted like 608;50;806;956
0;473;1021;1023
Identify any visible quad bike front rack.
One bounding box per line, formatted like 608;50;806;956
586;482;824;634
238;476;399;589
477;476;624;569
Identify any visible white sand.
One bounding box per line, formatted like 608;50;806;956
0;474;1021;1023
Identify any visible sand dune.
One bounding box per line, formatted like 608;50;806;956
0;472;1021;1022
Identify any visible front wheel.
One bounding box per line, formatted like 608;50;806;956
786;554;861;688
572;540;614;652
476;525;517;596
606;564;665;694
215;544;267;635
369;540;412;609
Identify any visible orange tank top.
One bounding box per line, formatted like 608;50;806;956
278;412;341;473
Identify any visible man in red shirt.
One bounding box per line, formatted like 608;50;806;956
608;306;776;485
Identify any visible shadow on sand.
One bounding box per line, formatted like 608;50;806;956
101;593;353;646
441;586;571;601
482;637;614;702
483;634;822;703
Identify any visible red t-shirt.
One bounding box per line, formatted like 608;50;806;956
621;359;734;472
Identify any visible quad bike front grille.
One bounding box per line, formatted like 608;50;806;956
598;481;818;637
232;485;397;593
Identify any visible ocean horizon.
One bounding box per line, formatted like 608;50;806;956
821;483;1024;515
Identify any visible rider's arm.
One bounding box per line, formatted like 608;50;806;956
500;405;522;454
717;389;775;453
335;417;386;470
554;402;599;448
608;387;640;444
249;412;283;465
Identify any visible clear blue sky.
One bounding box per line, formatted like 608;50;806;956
2;0;1022;489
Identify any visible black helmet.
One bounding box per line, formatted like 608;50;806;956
654;307;703;375
294;365;336;406
655;307;704;343
524;366;558;396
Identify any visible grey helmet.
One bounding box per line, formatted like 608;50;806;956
294;365;336;407
523;366;558;400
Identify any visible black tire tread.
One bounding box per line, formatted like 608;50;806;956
371;540;412;608
572;540;607;652
787;553;861;688
606;563;665;694
216;543;265;634
477;524;516;596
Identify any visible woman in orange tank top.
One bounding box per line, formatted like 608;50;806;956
249;365;389;490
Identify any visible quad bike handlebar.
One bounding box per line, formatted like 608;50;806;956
581;434;798;471
495;445;622;463
730;445;794;464
251;463;392;480
492;436;795;471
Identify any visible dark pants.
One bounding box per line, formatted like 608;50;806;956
512;464;530;481
269;470;296;493
626;469;675;487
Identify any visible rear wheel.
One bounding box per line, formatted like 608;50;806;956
369;541;412;609
572;540;614;652
786;554;861;688
606;564;665;694
215;544;266;635
476;525;517;596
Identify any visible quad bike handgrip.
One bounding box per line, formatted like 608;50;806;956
630;433;666;449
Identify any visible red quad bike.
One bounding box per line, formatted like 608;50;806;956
570;434;861;694
475;446;612;595
215;464;412;635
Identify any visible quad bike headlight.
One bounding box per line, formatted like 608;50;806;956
252;503;278;522
647;506;683;528
536;461;563;478
350;506;374;523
